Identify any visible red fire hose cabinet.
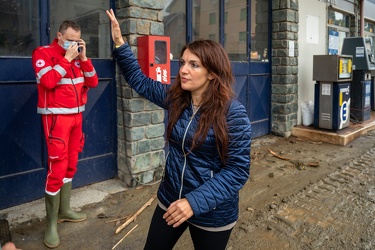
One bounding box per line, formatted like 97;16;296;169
137;35;171;84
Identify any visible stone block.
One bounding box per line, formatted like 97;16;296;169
124;112;151;127
151;110;165;124
150;137;165;150
137;139;151;154
150;21;164;35
146;124;165;138
137;19;150;35
129;0;165;10
125;126;145;141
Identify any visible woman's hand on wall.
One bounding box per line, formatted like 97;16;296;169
106;9;125;48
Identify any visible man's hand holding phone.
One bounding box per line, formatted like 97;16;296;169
64;39;87;62
64;42;79;62
76;39;88;61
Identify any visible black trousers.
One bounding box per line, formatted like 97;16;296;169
144;205;233;250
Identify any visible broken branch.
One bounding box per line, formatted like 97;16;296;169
115;194;156;234
307;162;320;167
105;214;132;224
112;224;138;249
268;149;290;161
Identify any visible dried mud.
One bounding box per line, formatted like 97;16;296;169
9;131;375;250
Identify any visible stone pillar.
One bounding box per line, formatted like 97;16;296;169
116;0;167;186
271;0;299;137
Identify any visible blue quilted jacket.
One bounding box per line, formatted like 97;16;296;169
113;43;251;228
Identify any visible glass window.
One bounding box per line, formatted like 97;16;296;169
163;0;186;60
239;32;246;43
50;0;111;59
164;0;270;62
365;21;374;33
0;0;40;57
364;21;375;51
192;1;219;43
328;9;350;28
240;8;246;21
209;13;217;25
327;9;350;54
249;0;269;62
155;41;167;64
224;0;247;61
328;27;347;55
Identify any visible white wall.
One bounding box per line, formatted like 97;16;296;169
297;1;327;124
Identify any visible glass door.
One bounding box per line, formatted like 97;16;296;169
0;0;45;209
163;0;271;138
0;0;117;210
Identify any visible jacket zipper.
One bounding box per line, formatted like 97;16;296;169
178;104;200;199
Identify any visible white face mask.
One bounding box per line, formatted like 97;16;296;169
61;37;77;51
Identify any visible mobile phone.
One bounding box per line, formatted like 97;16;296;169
77;42;82;53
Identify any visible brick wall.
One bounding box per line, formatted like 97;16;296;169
115;0;167;186
271;0;299;137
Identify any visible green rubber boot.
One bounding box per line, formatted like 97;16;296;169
58;182;87;222
44;193;60;248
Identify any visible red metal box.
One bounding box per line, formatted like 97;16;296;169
138;35;170;84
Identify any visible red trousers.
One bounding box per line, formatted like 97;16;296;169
42;113;84;195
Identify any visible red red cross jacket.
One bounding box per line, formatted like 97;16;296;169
32;38;98;115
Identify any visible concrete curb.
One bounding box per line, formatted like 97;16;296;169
0;178;127;228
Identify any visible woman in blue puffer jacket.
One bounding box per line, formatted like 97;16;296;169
107;9;251;250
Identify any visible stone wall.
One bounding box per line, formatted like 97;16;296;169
115;0;167;186
271;0;299;137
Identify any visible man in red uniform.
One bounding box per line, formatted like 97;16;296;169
32;20;98;248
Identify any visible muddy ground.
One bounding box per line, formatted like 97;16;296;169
9;131;375;249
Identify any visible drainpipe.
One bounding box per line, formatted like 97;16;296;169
359;0;364;37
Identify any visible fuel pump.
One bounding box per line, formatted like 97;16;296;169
341;37;375;122
313;55;352;130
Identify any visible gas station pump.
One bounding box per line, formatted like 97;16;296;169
313;55;352;130
137;35;171;84
341;37;375;121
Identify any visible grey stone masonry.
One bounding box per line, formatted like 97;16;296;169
271;0;299;137
115;0;166;187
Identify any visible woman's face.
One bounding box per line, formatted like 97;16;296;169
179;49;211;96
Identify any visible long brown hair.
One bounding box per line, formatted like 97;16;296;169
166;40;235;163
